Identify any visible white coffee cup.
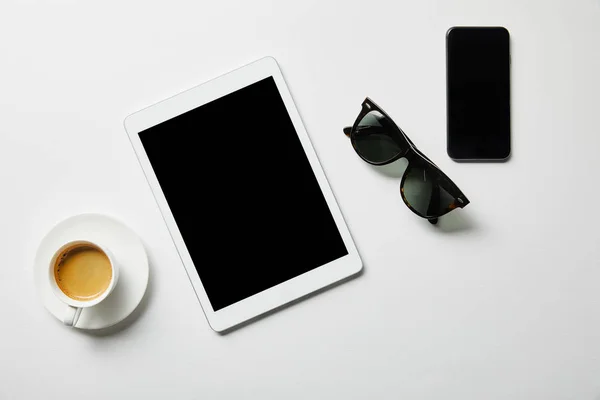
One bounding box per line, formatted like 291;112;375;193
48;240;119;327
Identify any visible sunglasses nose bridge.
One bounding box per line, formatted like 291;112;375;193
402;150;417;161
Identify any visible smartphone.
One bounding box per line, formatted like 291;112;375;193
446;26;511;161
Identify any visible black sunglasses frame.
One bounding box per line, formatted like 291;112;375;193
344;98;470;224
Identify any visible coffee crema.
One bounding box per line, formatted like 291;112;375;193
53;244;112;301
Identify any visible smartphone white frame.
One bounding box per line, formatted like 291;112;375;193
124;57;362;332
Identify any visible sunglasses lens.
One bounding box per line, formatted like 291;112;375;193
352;111;405;164
401;165;458;218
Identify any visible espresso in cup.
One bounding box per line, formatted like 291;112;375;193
53;243;112;301
49;240;119;327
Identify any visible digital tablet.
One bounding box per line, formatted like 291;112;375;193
124;57;362;332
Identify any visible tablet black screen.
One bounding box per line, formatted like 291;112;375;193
139;77;348;311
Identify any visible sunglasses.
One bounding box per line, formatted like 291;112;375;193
344;98;470;224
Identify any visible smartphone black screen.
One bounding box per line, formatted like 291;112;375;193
446;27;510;160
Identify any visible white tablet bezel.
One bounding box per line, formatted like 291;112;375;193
124;57;362;332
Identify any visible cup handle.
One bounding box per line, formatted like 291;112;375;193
64;305;83;327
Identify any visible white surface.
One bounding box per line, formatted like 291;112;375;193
124;56;362;332
34;214;149;329
2;0;600;398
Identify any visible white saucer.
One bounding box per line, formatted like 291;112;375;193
34;214;149;330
